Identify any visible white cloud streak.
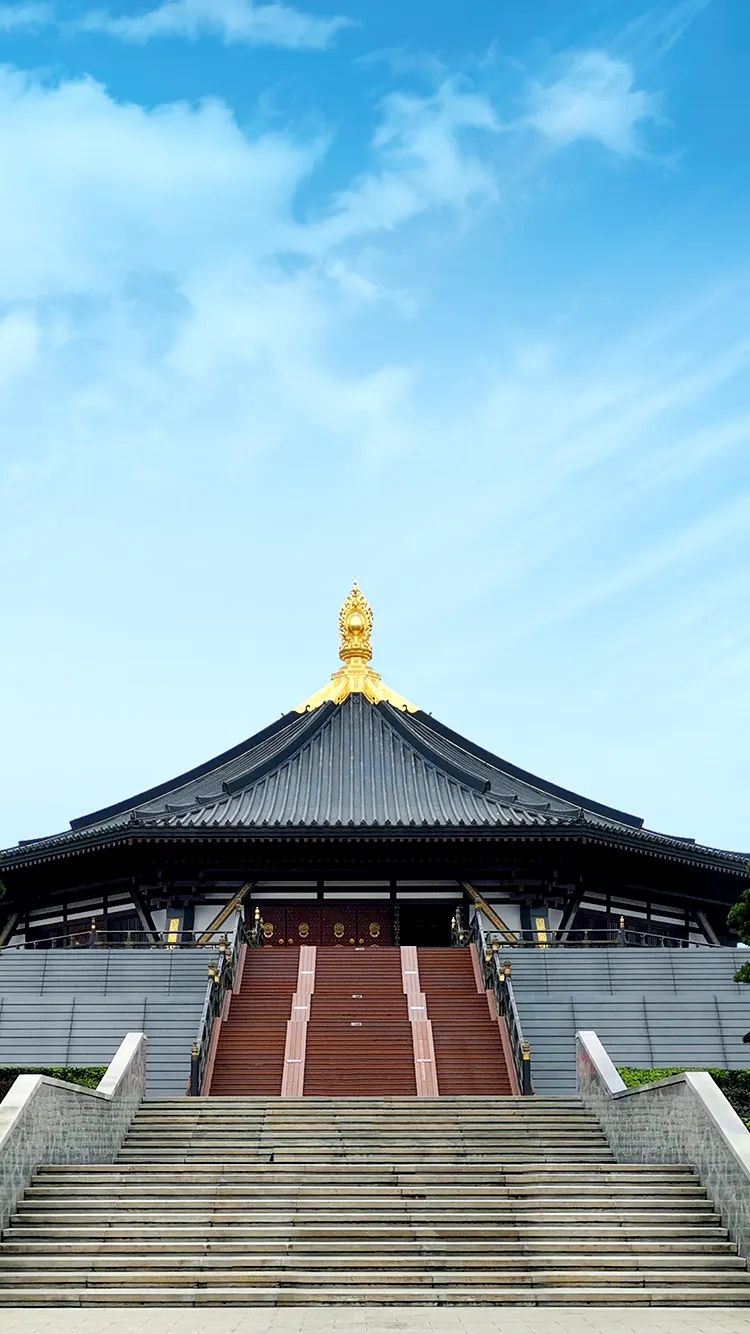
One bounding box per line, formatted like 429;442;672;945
307;78;500;250
77;0;352;49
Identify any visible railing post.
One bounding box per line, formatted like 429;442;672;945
521;1041;532;1096
189;1043;200;1096
250;906;265;948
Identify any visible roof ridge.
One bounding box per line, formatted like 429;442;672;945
401;708;644;829
222;703;335;796
377;701;491;795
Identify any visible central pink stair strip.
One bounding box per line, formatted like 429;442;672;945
400;945;439;1097
281;945;316;1097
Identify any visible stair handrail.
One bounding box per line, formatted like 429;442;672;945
452;907;533;1096
451;905;480;948
240;904;266;949
189;926;239;1096
484;947;533;1096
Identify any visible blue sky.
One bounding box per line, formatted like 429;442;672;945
1;0;749;853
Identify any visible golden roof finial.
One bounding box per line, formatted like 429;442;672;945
295;583;417;714
339;582;373;666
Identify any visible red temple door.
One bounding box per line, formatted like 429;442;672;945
286;905;322;947
258;905;286;946
356;904;392;946
321;905;357;946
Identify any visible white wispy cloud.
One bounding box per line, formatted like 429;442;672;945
0;2;52;29
619;0;712;58
308;78;500;250
525;50;659;156
77;0;352;49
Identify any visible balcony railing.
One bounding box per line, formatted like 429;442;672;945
0;927;237;953
487;926;714;949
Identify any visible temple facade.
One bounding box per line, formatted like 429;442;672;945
0;585;745;950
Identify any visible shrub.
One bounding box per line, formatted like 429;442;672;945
618;1066;750;1124
0;1065;107;1102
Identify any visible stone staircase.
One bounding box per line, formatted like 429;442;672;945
1;1096;749;1306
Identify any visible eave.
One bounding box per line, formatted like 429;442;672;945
1;821;745;878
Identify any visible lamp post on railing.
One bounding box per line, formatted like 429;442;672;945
246;906;266;948
189;1042;200;1096
520;1041;532;1096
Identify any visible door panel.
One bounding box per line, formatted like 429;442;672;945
356;904;392;946
286;905;322;946
258;905;286;946
259;903;394;946
322;905;357;946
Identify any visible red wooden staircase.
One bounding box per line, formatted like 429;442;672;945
417;947;513;1095
303;948;417;1096
207;947;300;1095
206;944;513;1097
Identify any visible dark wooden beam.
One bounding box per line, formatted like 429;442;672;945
556;889;584;942
132;888;159;943
0;909;20;948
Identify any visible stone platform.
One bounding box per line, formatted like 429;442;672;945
2;1306;750;1334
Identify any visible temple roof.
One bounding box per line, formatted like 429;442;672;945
1;585;745;872
65;693;641;834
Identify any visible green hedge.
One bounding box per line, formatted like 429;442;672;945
0;1066;107;1102
618;1066;750;1123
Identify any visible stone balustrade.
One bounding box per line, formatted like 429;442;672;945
0;1031;146;1231
577;1029;750;1261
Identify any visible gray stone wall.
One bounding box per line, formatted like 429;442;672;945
0;1030;146;1232
577;1029;750;1261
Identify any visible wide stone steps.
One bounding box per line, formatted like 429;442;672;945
1;1237;734;1255
4;1285;750;1306
3;1266;749;1288
6;1220;728;1239
13;1211;720;1229
31;1168;690;1186
0;1094;744;1307
20;1182;708;1202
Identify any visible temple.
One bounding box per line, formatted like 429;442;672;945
0;583;745;950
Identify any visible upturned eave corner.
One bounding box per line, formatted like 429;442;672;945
294;581;418;714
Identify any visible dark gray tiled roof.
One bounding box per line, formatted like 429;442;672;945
2;695;745;870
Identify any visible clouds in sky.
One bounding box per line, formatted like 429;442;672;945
0;5;748;849
0;65;315;303
78;0;352;48
309;79;501;251
0;2;52;29
0;0;351;46
526;50;659;155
